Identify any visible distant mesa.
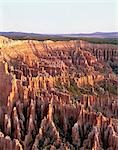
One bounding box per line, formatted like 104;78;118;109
0;31;118;39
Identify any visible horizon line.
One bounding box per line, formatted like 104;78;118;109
0;31;118;35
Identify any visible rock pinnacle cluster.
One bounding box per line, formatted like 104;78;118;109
0;36;118;150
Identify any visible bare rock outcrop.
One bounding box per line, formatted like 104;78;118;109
0;37;118;149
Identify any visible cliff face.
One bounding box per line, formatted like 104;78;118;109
0;37;118;150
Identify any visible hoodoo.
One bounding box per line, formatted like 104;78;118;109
0;37;118;150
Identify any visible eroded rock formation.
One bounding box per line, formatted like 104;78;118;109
0;37;118;149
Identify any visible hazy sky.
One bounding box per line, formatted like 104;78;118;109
0;0;118;34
